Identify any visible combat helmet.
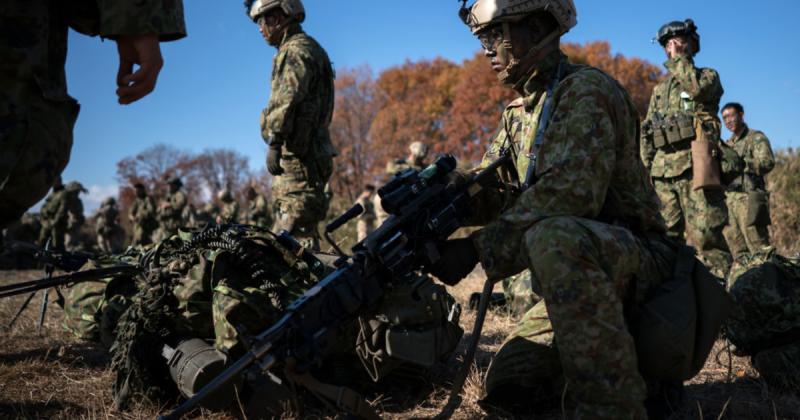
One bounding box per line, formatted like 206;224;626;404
66;181;87;194
409;141;429;160
656;19;701;54
459;0;577;35
167;176;183;187
218;187;234;202
102;197;116;206
246;0;305;23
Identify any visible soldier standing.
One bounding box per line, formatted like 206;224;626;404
641;19;732;277
431;1;683;416
244;186;272;227
95;197;124;253
0;2;185;230
63;181;87;251
129;182;157;246
247;0;336;250
216;188;240;224
38;176;66;249
373;141;430;226
355;185;376;242
157;177;188;241
721;102;775;257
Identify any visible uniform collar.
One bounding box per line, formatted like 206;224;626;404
279;24;303;48
517;50;566;99
731;123;749;143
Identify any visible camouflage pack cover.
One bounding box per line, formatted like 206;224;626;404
62;253;141;346
111;224;463;410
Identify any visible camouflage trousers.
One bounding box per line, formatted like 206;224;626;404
0;91;78;229
483;216;675;419
132;224;156;246
501;270;540;317
723;191;771;258
271;154;332;251
654;173;732;277
39;223;67;250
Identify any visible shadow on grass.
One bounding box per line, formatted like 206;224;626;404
0;341;109;369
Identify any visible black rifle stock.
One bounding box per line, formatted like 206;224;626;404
160;152;512;419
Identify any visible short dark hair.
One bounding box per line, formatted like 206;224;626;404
722;102;744;114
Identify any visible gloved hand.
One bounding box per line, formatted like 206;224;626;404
429;237;479;286
267;142;284;176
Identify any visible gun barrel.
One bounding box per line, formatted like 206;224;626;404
0;265;140;299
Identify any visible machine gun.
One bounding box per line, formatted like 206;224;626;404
159;152;512;420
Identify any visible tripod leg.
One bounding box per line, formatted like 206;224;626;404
38;289;49;331
7;291;37;329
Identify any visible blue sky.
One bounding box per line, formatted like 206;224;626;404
61;0;800;212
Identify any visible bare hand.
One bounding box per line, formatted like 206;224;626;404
665;37;688;60
115;34;164;105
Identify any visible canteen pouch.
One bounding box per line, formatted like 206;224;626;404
691;138;722;190
746;190;771;226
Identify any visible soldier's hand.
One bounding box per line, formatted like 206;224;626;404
429;238;479;286
267;144;284;176
115;34;164;105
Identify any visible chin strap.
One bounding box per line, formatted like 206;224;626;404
498;25;561;86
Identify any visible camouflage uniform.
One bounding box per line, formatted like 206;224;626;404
723;124;775;257
726;249;800;390
245;192;272;227
469;53;676;417
263;25;336;250
157;187;188;241
0;1;185;230
129;193;157;246
63;182;86;251
641;54;731;276
95;198;124;253
38;185;67;249
218;199;240;224
355;190;375;242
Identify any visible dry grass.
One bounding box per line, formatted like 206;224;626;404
2;268;800;419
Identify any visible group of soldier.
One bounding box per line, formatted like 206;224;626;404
1;0;798;418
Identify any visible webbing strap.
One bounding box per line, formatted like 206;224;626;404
289;371;381;420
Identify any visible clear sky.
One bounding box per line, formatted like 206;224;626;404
61;0;800;213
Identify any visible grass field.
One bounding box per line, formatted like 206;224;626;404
1;268;799;419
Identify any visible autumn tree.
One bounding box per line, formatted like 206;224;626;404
562;41;664;116
329;66;382;204
443;52;517;165
368;58;461;176
193;148;253;201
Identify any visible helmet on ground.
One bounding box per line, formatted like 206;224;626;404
246;0;305;23
409;141;429;160
460;0;577;35
656;19;700;54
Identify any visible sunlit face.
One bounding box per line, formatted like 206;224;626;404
478;25;511;74
257;9;289;46
722;107;744;134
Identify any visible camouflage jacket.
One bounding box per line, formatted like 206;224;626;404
64;192;85;231
246;195;271;227
641;54;724;178
95;204;119;235
158;191;188;223
0;0;185;108
261;26;336;161
39;189;65;228
129;196;157;226
726;124;775;190
472;52;666;278
218;200;239;224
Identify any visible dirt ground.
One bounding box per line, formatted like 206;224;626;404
1;268;799;419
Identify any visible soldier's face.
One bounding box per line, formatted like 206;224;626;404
722;108;744;133
479;25;511;73
258;9;288;46
664;35;695;59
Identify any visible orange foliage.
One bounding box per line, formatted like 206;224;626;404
562;41;665;117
